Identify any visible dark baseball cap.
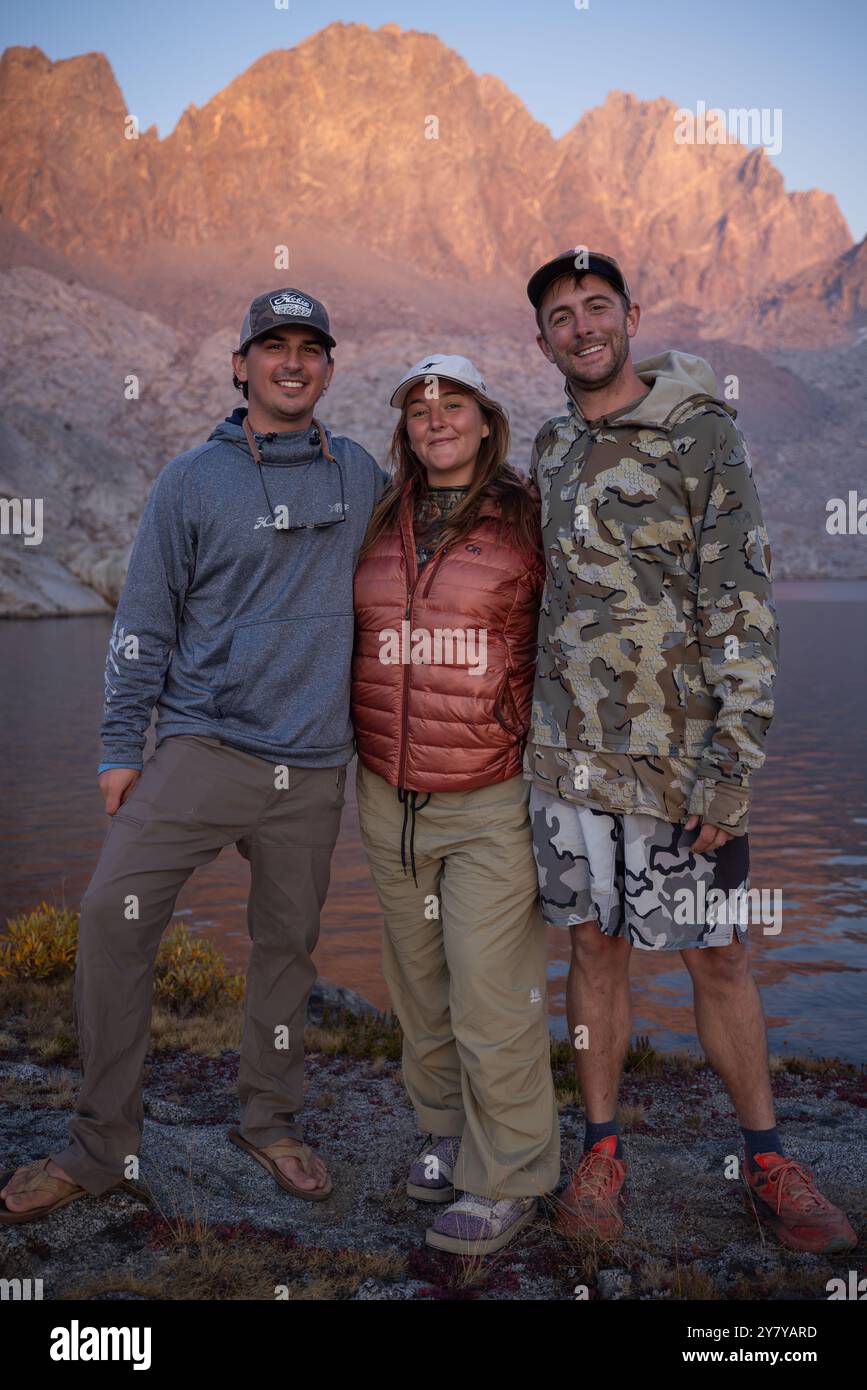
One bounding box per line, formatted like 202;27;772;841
239;288;336;353
527;250;631;313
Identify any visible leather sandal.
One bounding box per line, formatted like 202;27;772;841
0;1158;89;1225
227;1127;333;1201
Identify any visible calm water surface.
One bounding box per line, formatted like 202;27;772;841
2;582;865;1061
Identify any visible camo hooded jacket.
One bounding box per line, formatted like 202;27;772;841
524;351;779;835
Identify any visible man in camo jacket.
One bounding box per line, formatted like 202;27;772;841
524;248;856;1255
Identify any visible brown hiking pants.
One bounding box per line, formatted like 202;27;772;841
49;735;346;1196
355;762;560;1200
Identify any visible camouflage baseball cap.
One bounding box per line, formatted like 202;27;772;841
239;288;336;352
527;250;631;311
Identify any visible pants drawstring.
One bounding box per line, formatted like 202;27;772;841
396;786;432;887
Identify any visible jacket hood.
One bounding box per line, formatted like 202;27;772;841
208;406;334;466
568;350;735;431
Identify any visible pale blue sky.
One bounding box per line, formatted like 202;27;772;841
3;0;865;239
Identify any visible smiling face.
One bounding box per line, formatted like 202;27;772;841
403;379;490;487
231;325;334;432
536;272;640;396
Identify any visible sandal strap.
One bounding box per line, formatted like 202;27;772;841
261;1138;317;1175
6;1158;81;1198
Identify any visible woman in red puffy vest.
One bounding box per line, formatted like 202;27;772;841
352;354;560;1256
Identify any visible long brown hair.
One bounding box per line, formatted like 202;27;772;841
360;388;541;561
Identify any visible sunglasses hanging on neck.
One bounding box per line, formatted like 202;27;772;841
242;413;346;532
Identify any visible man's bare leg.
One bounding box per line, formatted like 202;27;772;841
681;938;775;1128
567;919;633;1118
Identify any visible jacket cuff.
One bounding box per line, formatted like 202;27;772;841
686;777;751;836
98;761;143;775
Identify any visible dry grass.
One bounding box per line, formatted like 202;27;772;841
618;1104;647;1129
62;1223;406;1301
665;1050;706;1073
0;971;245;1063
669;1262;721;1299
784;1055;860;1077
0;976;79;1061
555;1081;583;1110
728;1259;837;1300
57;1141;407;1302
149;1001;242;1056
0;971;404;1069
639;1257;671;1288
303;1026;348;1055
0;1064;80;1109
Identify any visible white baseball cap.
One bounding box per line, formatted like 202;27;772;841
389;354;496;410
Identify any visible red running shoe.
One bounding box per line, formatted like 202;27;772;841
556;1135;627;1240
744;1152;857;1254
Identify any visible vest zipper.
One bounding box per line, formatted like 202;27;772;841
397;545;449;787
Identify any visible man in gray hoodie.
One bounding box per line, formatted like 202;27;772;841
1;288;387;1219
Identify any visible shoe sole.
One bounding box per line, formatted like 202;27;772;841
425;1199;538;1255
555;1183;627;1241
406;1181;456;1203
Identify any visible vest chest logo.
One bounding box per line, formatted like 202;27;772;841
465;543;482;554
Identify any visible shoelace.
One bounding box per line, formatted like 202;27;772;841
573;1147;620;1198
763;1159;825;1214
448;1193;529;1217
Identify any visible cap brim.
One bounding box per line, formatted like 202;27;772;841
239;325;336;353
390;374;427;408
526;253;628;311
390;373;496;409
526;254;582;310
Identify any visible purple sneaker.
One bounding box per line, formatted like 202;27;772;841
406;1134;461;1203
426;1194;538;1254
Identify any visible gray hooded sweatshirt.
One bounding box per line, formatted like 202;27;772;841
100;407;387;769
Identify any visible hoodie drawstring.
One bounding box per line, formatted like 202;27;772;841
397;786;432;887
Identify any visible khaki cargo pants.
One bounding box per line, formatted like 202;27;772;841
49;734;346;1195
355;762;560;1200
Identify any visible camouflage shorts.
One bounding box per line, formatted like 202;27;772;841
529;787;750;950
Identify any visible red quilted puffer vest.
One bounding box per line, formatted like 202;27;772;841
352;482;543;792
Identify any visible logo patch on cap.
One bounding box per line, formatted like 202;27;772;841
269;292;313;318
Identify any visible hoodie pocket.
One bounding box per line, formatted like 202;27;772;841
213;614;354;749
